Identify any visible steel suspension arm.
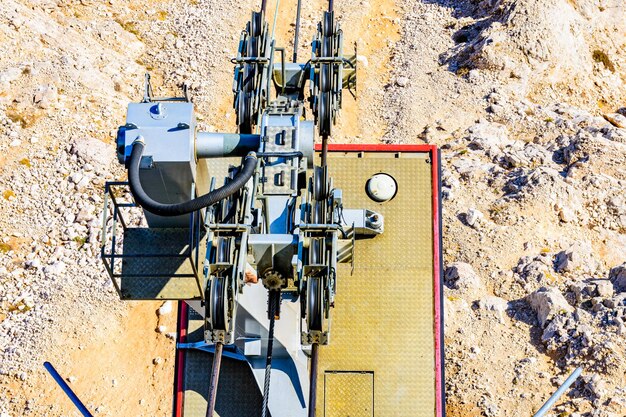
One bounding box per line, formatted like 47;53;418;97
293;0;303;62
307;343;320;417
206;342;224;417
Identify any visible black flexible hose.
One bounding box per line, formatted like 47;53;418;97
127;140;257;217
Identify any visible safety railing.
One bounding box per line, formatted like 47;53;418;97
100;182;205;300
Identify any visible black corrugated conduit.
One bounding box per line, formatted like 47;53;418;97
127;139;257;217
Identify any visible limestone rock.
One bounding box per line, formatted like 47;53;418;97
445;262;482;292
395;76;409;87
590;280;613;298
33;85;57;109
478;296;509;312
157;301;173;316
604;113;626;128
465;208;484;228
527;287;574;327
609;264;626;293
70;138;113;171
555;241;599;274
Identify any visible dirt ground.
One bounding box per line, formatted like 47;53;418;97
1;0;625;416
0;1;404;416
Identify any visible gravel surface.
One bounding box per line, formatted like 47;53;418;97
0;0;625;416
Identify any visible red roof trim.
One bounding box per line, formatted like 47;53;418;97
174;301;189;417
315;143;436;152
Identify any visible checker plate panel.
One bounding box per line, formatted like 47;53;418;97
178;150;438;416
317;152;435;416
324;372;374;417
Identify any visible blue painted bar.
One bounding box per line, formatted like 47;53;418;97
43;362;94;417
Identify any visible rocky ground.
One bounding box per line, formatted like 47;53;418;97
0;0;624;416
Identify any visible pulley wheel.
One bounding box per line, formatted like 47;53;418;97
312;166;328;202
307;276;323;331
251;12;263;37
318;90;331;137
237;90;252;134
210;277;228;330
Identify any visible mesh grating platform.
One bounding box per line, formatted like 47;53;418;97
101;182;205;300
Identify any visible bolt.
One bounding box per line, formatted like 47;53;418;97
369;213;382;229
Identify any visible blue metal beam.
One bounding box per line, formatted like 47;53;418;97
43;362;94;417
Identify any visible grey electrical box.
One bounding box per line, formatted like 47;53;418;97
117;102;199;227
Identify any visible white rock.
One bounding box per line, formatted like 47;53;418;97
555;241;599;274
445;262;482;291
43;261;66;276
591;280;614;298
356;55;368;68
152;357;163;365
555;202;577;223
9;139;21;147
158;300;173;316
70;138;112;170
69;173;83;184
583;373;608;400
10;17;23;29
466;121;513;158
478;296;510;312
23;296;34;308
395;76;409;87
75;207;94;223
33;85;58;109
25;259;41;269
64;211;76;223
527;287;574;327
75;176;91;190
466;208;484;227
157;325;167;333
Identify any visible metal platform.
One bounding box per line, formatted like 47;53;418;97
176;307;265;417
315;146;443;416
174;145;444;417
101;182;205;300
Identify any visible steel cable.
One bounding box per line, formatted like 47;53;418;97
261;290;280;417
